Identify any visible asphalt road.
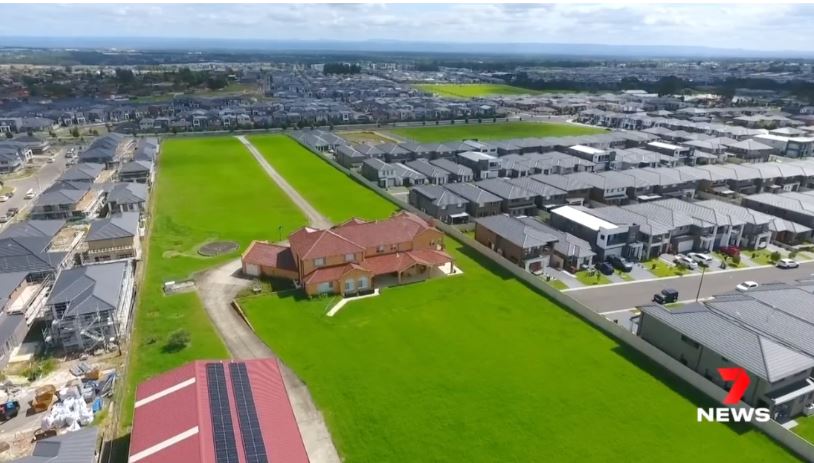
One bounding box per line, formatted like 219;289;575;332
565;261;814;313
0;147;72;221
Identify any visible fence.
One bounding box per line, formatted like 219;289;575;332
292;138;814;462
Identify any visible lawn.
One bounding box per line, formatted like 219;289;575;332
794;415;814;444
248;134;398;223
713;252;745;268
616;270;634;281
645;258;687;278
241;239;795;462
414;83;559;98
748;248;784;266
120;136;307;428
574;269;611;285
388;121;606;143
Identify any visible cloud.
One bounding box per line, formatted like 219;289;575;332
0;3;811;51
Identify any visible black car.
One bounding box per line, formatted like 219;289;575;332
653;288;679;304
607;255;633;272
596;262;614;275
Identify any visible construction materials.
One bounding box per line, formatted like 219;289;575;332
30;384;57;413
40;386;93;431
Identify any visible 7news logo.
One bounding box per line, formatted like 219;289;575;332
697;367;771;423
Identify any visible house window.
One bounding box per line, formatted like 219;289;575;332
377;245;385;253
358;277;369;289
344;253;354;262
314;257;325;267
344;279;355;292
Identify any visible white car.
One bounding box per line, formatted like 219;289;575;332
776;258;799;269
674;254;698;270
687;252;713;266
0;195;8;203
736;281;759;291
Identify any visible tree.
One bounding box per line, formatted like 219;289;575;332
165;329;191;352
770;251;782;262
732;254;742;266
70;127;80;138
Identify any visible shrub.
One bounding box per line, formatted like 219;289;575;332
164;329;191;352
732;254;741;265
789;250;799;259
770;251;781;262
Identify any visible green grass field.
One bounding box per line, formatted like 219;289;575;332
238;140;795;462
121;137;307;427
415;83;555;98
388;121;606;143
574;269;611;285
242;240;794;462
248;134;397;223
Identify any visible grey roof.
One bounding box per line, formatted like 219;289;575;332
12;426;99;463
0;237;67;274
695;199;774;226
742;192;814;218
476;214;559;249
622;202;695;229
442;183;501;206
411;184;466;208
391;163;428;182
613;148;672;165
35;188;87;208
727;139;774;152
0;271;29;311
531;173;591;192
107;182;148;205
0;220;65;241
641;302;814;382
47;261;127;317
60;163;104;182
475;178;534;201
768;217;811;234
86;212;139;241
119;160;152;174
572;171;635;190
404;159;451;180
0;312;25;351
429;158;473;178
650;198;734;227
505;177;566;200
580;205;671;237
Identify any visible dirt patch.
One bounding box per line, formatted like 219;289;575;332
198;240;239;257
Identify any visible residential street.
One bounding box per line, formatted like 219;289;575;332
565;261;814;313
236;135;333;229
0;148;71;221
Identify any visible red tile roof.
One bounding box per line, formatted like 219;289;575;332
363;252;420;275
129;359;308;463
242;241;297;271
302;263;370;285
289;228;365;260
409;248;454;266
331;212;434;249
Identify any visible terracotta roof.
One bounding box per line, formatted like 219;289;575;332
303;263;370;285
289;228;365;260
243;241;296;271
331;212;434;249
408;248;454;266
362;249;453;276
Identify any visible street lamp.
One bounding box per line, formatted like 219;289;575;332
278;225;283;242
695;264;707;302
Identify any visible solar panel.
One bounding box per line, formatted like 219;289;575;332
230;363;269;463
206;363;240;463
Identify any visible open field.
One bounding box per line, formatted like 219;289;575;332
238;141;795;462
248;134;397;222
337;131;400;144
121;136;307;427
388;121;606;143
242;239;794;462
414;83;562;98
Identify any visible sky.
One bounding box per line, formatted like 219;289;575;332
1;3;813;52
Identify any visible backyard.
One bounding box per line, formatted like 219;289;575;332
120;136;307;427
248;134;398;222
414;83;559;98
387;121;606;143
237;138;796;462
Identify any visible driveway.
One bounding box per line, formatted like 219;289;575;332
196;259;341;463
236;135;332;229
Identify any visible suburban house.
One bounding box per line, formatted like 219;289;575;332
60;163;104;183
408;184;469;224
454;151;501;180
475;214;558;273
442;182;503;218
129;359;309;463
241;212;454;297
78;133;133;168
549;205;637;260
81;212;141;263
505;177;567;209
474;178;537;216
10;426;99;463
118;160;154;184
638;282;814;422
429;158;474;183
0;143;31;173
361;158;399;188
44;261;134;352
726;139;774;162
106;182;149;214
405;159;451;185
29;184;103;220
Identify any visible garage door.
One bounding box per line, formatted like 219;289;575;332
676;240;694;253
244;264;260;277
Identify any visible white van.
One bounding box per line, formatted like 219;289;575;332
24;188;36;200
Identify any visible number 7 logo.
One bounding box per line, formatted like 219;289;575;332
718;367;750;405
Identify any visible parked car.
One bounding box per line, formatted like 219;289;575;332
0;215;8;224
736;281;759;291
776;258;799;269
720;245;741;258
607;255;633;272
0;400;20;421
6;207;18;217
24;189;35;199
596;262;614;275
0;195;8;203
653;288;679;304
688;252;712;266
674;254;698;270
